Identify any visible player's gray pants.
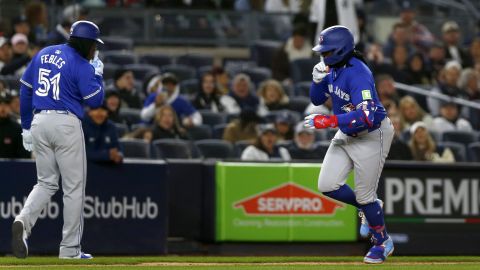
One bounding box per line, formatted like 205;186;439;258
15;112;86;257
317;117;394;205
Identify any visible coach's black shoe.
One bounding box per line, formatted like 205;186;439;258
12;220;28;259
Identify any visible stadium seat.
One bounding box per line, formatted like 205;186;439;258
288;96;311;114
119;138;150;158
102;51;136;65
118;108;142;126
437;142;467;162
103;63;120;81
194;139;235;159
100;36;134;51
442;131;478;148
294;81;312;97
199;110;227;126
235;140;253;156
241;67;272;87
114;123;129;137
160;64;196;82
179;79;199;97
250;40;282;68
290;58;318;83
186;125;212;140
152;139;192;159
123;64;159;81
467;142;480;162
177;54;213;69
212;123;229;139
139;53;173;68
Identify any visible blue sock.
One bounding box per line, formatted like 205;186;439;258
360;201;388;244
322;185;360;208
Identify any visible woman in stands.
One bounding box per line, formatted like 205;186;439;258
192;72;238;113
409;121;454;162
152;105;188;140
398;95;433;132
256;79;289;116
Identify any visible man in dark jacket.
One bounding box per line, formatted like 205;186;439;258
287;122;324;160
0;94;29;158
82;104;123;164
106;68;143;109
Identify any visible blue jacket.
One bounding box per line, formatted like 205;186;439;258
82;116;121;162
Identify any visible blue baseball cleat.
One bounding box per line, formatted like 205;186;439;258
363;236;394;264
358;199;384;238
60;252;93;259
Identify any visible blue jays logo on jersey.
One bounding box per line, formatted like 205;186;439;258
328;84;350;101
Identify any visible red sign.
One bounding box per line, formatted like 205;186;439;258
234;182;344;216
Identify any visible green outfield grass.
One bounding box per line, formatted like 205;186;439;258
0;256;479;270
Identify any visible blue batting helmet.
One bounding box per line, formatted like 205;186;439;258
313;25;354;66
70;20;104;44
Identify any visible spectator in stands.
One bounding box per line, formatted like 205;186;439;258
407;52;431;85
442;21;472;68
383;23;414;59
409;121;454;162
428;61;465;116
271;25;312;82
0;94;29;158
8;90;20;124
432;102;473;133
375;74;400;105
11;16;30;37
223;109;261;143
274;112;294;142
104;91;124;124
387;45;412;84
211;66;230;95
458;68;480;100
1;34;34;76
257;79;289;116
387;114;412;160
0;37;12;72
241;123;291;161
152;105;188;140
229;73;259;112
399;95;433;132
123;127;153;143
470;38;480;65
108;68;144;109
25;1;48;45
288;122;323;160
398;1;434;54
82;104;123;164
426;42;447;81
193;71;239;114
366;43;385;68
141;73;202;127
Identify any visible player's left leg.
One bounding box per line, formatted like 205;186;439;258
347;118;394;263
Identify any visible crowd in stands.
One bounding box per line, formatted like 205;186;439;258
0;1;480;163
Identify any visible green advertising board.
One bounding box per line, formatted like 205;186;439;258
216;162;356;241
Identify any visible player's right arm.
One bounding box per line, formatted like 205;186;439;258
78;63;104;108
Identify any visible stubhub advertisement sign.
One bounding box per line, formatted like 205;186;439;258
0;160;168;254
215;162;356;241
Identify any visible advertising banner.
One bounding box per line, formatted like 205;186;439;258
216;162;357;242
378;163;480;255
0;160;168;254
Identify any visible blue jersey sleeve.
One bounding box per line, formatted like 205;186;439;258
310;79;330;106
77;63;104;108
19;60;36;129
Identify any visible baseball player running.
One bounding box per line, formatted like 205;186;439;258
12;21;105;259
304;26;394;264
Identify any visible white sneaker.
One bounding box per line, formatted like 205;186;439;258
60;252;93;259
11;220;28;259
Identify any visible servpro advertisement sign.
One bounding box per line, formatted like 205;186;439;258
216;162;356;241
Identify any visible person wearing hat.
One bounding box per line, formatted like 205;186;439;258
103;90;124;124
240;123;291;161
408;121;454;162
107;68;143;109
141;72;202;127
0;35;31;76
274;111;294;142
432;101;473;134
398;0;434;53
0;93;29;158
82;102;123;164
287;122;323;160
442;21;472;68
